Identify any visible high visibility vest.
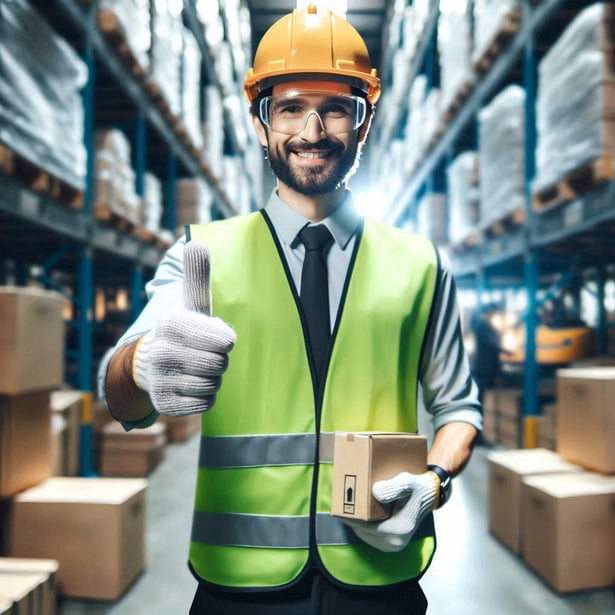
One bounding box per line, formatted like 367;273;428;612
186;211;439;589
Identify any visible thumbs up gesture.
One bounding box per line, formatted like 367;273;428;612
132;241;237;415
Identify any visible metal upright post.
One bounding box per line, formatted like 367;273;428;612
135;113;147;197
522;2;539;448
78;4;96;476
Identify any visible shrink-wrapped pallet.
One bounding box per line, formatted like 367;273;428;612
150;0;183;117
472;0;520;67
447;151;480;245
98;0;151;73
438;1;474;114
533;3;615;195
478;86;525;226
175;178;213;234
181;27;203;151
403;75;428;174
417;192;447;246
0;0;87;190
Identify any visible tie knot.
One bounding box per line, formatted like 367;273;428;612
299;225;333;252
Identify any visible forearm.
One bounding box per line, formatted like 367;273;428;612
427;421;478;477
105;341;154;423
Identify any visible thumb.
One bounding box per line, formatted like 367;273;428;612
183;240;211;315
373;472;415;503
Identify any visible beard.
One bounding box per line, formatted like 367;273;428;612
267;135;362;195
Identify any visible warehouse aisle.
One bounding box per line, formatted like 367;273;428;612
58;436;615;615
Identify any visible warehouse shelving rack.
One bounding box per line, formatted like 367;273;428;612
372;0;615;446
0;0;251;474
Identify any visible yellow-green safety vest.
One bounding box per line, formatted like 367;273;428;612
186;210;439;589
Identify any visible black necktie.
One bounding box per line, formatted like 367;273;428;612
299;225;334;381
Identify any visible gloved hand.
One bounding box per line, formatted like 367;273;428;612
132;240;236;415
344;471;439;552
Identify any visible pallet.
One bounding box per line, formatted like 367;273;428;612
451;230;482;253
94;203;138;233
0;142;83;208
441;79;476;124
132;226;173;250
472;9;522;75
532;154;615;212
482;207;526;238
98;8;148;80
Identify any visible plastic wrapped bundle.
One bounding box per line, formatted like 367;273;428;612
478;86;525;226
143;172;163;233
98;0;151;73
0;0;87;190
422;88;442;150
533;4;615;194
438;0;474;113
472;0;520;66
447;151;480;245
150;0;183;116
403;75;428;173
417;192;447;246
181;28;203;151
175;178;213;234
202;85;225;180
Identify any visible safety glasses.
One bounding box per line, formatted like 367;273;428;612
258;91;367;136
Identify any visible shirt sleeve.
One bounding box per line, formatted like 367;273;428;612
419;250;483;432
96;236;187;425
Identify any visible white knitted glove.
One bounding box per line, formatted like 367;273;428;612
344;471;439;552
132;241;236;415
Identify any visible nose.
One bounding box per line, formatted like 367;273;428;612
299;110;326;141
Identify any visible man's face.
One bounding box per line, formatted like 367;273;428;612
254;81;370;196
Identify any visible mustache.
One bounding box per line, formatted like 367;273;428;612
285;137;341;151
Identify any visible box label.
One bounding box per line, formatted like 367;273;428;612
343;475;357;515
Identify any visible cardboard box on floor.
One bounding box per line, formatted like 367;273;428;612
331;433;427;521
0;558;58;615
522;472;615;593
0;571;50;615
0;599;11;615
8;477;147;601
97;422;166;477
487;448;582;554
556;367;615;473
160;414;201;443
0;391;52;497
0;287;64;395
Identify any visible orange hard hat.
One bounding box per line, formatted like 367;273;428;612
244;4;381;105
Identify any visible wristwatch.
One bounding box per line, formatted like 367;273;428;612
427;464;452;509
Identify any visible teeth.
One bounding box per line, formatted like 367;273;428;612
296;151;329;159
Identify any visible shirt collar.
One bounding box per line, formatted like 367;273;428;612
264;190;362;250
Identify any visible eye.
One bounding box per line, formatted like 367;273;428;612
273;103;304;116
320;101;353;118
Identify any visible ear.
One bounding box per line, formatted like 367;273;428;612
357;110;373;144
252;114;268;147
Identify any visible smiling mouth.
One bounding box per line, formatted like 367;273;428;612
293;150;333;159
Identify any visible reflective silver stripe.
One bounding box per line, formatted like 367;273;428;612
192;511;434;548
199;432;336;468
192;511;310;548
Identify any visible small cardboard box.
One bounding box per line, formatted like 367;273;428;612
0;391;52;497
487;448;582;554
556;367;615;473
8;477;147;601
97;422;166;477
0;287;65;395
331;433;427;521
522;472;615;592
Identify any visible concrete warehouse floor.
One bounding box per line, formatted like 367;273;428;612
59;434;615;615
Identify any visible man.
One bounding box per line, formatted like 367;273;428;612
99;5;482;614
471;302;507;403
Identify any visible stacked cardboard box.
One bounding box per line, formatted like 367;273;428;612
487;448;581;554
8;477;147;601
160;414;200;444
97;422;166;477
0;558;58;615
49;391;82;477
536;402;557;450
522;472;615;593
0;288;65;498
555;367;615;474
175;178;213;233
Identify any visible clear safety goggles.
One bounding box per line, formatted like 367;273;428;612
258;91;367;136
